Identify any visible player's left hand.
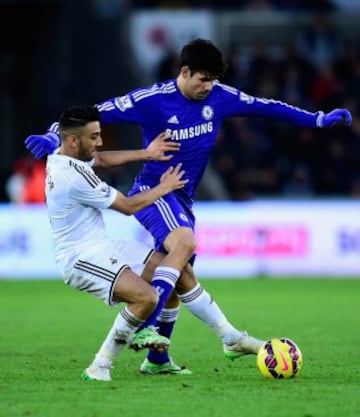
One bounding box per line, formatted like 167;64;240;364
146;131;180;161
160;163;188;191
322;109;352;128
25;132;60;159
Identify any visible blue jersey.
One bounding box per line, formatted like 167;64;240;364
96;79;322;200
45;80;325;254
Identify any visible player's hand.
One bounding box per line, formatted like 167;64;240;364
146;131;180;161
322;109;352;128
24;133;60;159
160;163;188;191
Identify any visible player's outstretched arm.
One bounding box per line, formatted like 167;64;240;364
110;163;188;215
236;92;352;128
94;131;180;168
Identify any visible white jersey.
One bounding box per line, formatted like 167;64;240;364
45;153;117;273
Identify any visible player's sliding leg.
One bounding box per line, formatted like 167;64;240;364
81;268;169;382
82;249;190;381
82;307;143;381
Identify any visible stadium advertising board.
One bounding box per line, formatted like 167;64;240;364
1;201;360;279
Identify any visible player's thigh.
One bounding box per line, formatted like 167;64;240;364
111;239;158;303
66;239;154;307
113;267;157;305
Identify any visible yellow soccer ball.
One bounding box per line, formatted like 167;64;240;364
257;337;303;379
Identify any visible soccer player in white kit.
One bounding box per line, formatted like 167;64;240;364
45;104;188;380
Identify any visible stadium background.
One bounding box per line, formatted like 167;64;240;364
1;0;360;278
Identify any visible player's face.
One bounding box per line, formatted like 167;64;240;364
181;68;216;101
76;122;102;161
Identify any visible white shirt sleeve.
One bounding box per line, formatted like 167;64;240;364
69;168;117;209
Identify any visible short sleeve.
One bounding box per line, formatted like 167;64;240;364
69;171;117;209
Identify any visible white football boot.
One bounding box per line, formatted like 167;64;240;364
80;359;112;381
223;331;265;360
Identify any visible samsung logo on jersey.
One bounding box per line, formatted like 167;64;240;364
167;122;213;140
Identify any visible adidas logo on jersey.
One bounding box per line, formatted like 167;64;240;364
167;115;179;124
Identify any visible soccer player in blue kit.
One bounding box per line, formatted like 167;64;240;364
25;39;352;378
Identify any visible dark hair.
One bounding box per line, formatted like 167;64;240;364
59;105;100;129
180;38;227;78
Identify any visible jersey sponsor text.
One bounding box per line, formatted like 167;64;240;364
167;121;213;140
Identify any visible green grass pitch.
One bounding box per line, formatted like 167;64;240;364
1;278;359;417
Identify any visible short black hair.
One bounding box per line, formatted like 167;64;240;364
59;105;100;129
180;38;227;78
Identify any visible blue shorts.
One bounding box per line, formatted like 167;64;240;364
129;186;196;264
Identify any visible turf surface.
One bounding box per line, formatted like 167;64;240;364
1;278;359;417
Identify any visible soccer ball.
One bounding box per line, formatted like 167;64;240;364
257;337;303;379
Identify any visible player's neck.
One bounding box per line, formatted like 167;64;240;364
58;146;78;160
176;75;189;100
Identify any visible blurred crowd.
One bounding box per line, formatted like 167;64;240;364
3;1;360;202
154;12;360;200
5;157;46;204
130;0;352;11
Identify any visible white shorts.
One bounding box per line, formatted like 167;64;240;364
64;239;154;306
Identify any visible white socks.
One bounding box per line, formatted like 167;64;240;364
93;307;144;365
178;284;243;345
158;306;180;324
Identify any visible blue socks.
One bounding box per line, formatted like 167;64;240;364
136;266;179;333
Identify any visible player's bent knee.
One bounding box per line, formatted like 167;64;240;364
134;283;158;305
165;228;196;258
136;288;159;318
170;239;196;266
179;239;196;256
145;287;159;309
